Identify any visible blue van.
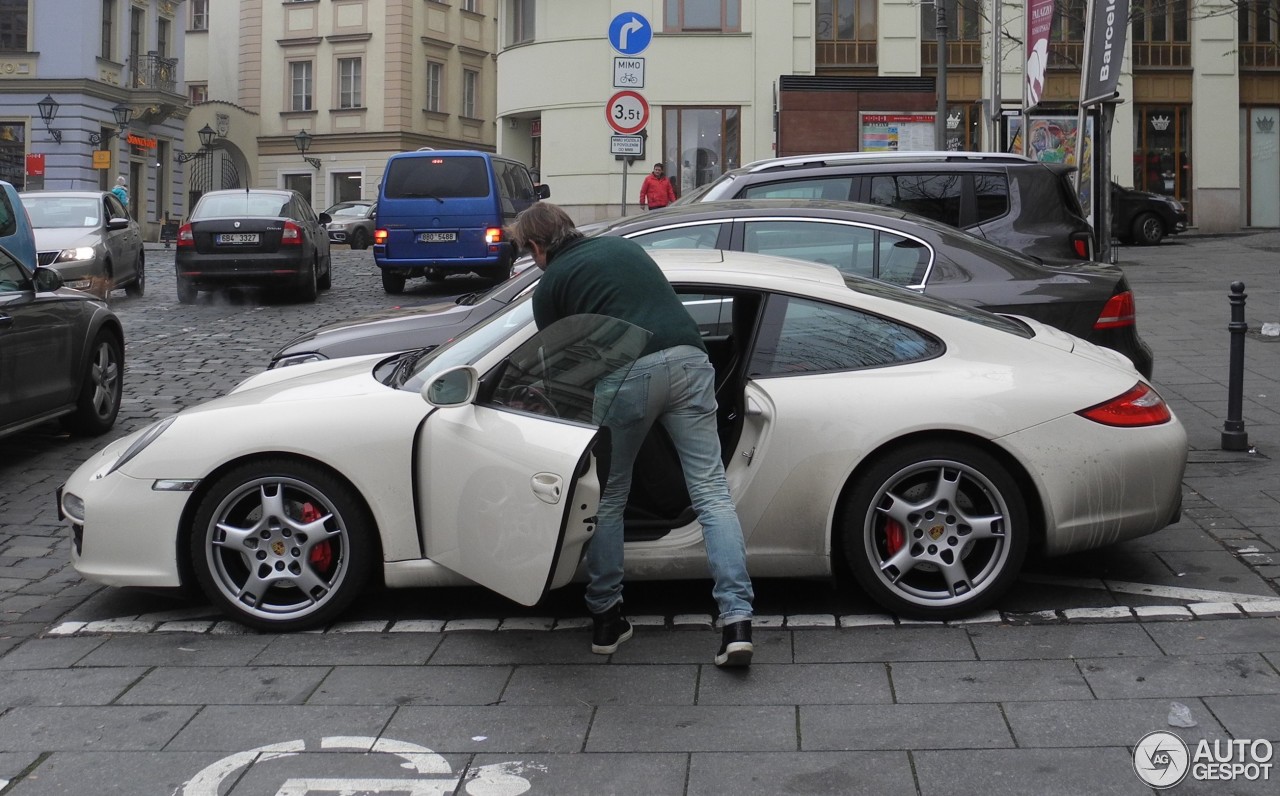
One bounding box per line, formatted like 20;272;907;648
373;150;549;293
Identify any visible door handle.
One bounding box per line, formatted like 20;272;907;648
530;472;564;505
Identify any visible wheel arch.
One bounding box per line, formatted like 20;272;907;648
828;430;1048;570
174;451;387;592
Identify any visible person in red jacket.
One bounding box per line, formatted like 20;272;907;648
639;162;676;210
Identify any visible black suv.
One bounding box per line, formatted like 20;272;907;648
675;151;1095;264
1111;184;1188;245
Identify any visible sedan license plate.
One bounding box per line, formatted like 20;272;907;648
217;233;260;245
418;232;457;243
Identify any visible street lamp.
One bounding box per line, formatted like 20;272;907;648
293;129;321;169
175;124;217;163
36;94;63;144
89;104;135;147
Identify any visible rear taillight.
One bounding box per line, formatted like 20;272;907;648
374;228;388;245
1077;382;1171;427
281;221;302;245
485;227;503;245
1069;232;1093;260
1094;291;1136;329
176;223;193;248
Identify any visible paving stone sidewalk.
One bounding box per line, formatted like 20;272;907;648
0;237;1278;794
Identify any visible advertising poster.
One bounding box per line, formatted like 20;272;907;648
860;113;936;152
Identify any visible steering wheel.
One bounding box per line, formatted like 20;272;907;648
507;384;559;417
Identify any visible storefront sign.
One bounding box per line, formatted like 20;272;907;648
92;150;112;169
127;133;157;150
25;153;44;176
860;113;936;152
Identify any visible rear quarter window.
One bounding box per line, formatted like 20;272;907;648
971;172;1010;224
385;156;491;200
868;174;962;227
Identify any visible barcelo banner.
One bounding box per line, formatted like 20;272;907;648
1082;0;1131;105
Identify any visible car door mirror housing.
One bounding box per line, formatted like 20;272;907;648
422;365;479;407
318;212;332;224
535;184;551;200
33;266;64;292
105;217;130;231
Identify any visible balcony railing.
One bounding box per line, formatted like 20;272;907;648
816;40;878;67
1240;42;1280;69
921;40;983;67
1133;42;1192;68
132;52;179;93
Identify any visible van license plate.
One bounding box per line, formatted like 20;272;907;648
418;232;457;243
217;233;260;244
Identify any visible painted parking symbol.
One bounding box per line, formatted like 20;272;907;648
178;736;534;795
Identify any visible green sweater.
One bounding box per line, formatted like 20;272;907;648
532;236;706;357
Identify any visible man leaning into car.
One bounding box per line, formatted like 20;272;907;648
508;202;755;668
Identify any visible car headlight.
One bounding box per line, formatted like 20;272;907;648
1166;198;1184;211
61;491;86;524
103;416;178;478
55;247;96;263
270;352;327;369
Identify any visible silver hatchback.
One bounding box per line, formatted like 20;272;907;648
20;190;145;298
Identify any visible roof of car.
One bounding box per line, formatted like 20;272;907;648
19;190;112;198
648;247;849;290
738;150;1038;172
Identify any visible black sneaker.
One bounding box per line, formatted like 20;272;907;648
715;620;753;667
590;604;633;654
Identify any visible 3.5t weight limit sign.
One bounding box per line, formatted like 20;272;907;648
606;90;649;135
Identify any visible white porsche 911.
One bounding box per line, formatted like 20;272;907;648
59;250;1187;631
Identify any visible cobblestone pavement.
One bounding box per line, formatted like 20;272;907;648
0;240;1278;794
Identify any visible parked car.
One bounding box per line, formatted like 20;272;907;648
272;200;1153;378
176;189;333;304
61;250;1186;630
373;150;549;292
675;151;1096;264
324;200;376;249
1112;184;1188;245
0;180;37;270
20;190;145;298
0;243;124;439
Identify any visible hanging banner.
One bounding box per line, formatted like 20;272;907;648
1081;0;1130;106
1025;0;1056;111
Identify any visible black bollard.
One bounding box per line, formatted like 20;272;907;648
1222;281;1250;451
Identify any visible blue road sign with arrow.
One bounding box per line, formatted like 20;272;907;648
608;12;652;55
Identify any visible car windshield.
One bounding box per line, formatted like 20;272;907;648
843;274;1033;338
22;197;101;228
672;175;732;205
397;296;535;392
193;193;290;219
327;202;372;217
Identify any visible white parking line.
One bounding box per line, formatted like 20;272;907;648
1020;574;1280;604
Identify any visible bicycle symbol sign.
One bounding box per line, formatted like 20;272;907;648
613;57;645;89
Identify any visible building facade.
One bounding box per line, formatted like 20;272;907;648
0;0;189;239
495;0;1279;233
182;0;502;216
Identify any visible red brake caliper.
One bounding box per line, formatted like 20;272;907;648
884;518;905;556
301;503;333;571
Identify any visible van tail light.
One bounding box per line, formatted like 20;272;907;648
374;228;388;245
1094;291;1136;329
485;227;503;245
281;221;302;245
1070;232;1093;260
176;223;194;248
1077;382;1171;427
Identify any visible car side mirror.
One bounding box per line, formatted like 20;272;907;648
106;217;130;230
318;212;332;224
535;184;551;200
33;267;64;293
421;365;479;407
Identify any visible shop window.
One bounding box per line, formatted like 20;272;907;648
663;107;740;195
0;122;25;190
1133;106;1191;217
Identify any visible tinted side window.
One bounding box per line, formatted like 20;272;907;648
104;194;128;219
749;295;942;376
740;177;853;201
0;245;30;293
384;156;491;199
742;219;876;279
0;190;14;236
627;222;724;250
868;174;963;227
972;172;1010;223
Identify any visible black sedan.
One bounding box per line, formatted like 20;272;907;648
0;244;123;439
175;189;333;303
271;199;1153;377
1112;184;1188;245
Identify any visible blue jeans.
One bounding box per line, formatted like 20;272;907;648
586;345;754;624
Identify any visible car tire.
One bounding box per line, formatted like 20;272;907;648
487;258;514;286
317;257;332;291
840;440;1029;620
188;459;376;632
125;251;145;297
299;260;319;302
381;269;406;294
349;228;370;250
1132;212;1166;245
60;329;123;436
176;277;197;304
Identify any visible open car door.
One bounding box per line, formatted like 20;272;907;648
416;313;650;605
